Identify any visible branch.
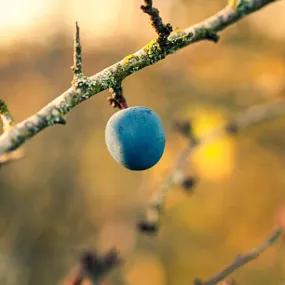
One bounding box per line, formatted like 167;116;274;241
141;0;173;49
138;99;285;233
0;98;24;166
0;0;278;154
194;228;283;285
66;250;120;285
0;98;13;132
71;22;83;79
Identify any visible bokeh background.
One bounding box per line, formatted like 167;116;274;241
1;0;285;284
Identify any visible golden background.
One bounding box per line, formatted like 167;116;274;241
0;0;285;284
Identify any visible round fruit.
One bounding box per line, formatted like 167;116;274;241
105;106;165;170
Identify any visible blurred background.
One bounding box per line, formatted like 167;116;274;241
0;0;285;284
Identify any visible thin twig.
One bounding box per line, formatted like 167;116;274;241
138;99;285;233
0;0;278;155
194;228;283;285
71;22;83;79
141;0;173;49
67;250;120;285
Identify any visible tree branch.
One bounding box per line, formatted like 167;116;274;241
138;99;285;233
0;0;278;155
0;98;13;132
66;250;120;285
71;22;83;79
0;98;24;166
141;0;173;49
194;228;283;285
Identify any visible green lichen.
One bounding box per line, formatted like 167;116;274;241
143;39;166;64
0;99;10;117
123;54;138;65
236;0;252;15
143;39;161;54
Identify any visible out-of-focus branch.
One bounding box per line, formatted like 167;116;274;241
0;149;24;167
0;0;278;155
0;98;13;132
67;250;120;285
107;85;128;110
194;228;283;285
138;99;285;233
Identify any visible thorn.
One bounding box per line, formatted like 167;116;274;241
141;0;173;49
205;29;220;43
71;21;83;79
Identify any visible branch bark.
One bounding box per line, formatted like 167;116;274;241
194;228;283;285
0;98;13;132
66;250;119;285
139;99;285;233
0;0;278;154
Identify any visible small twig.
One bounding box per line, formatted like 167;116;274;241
68;250;120;285
0;98;13;132
71;22;83;80
194;228;283;285
107;86;128;110
141;0;173;49
138;99;285;234
138;139;195;234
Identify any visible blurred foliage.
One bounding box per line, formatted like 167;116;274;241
0;1;285;285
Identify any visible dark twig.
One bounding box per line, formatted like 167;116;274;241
68;250;120;285
141;0;173;49
194;228;282;285
107;86;128;110
181;176;198;192
138;99;285;234
138;136;195;234
71;22;83;80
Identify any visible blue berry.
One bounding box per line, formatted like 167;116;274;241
105;106;165;170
